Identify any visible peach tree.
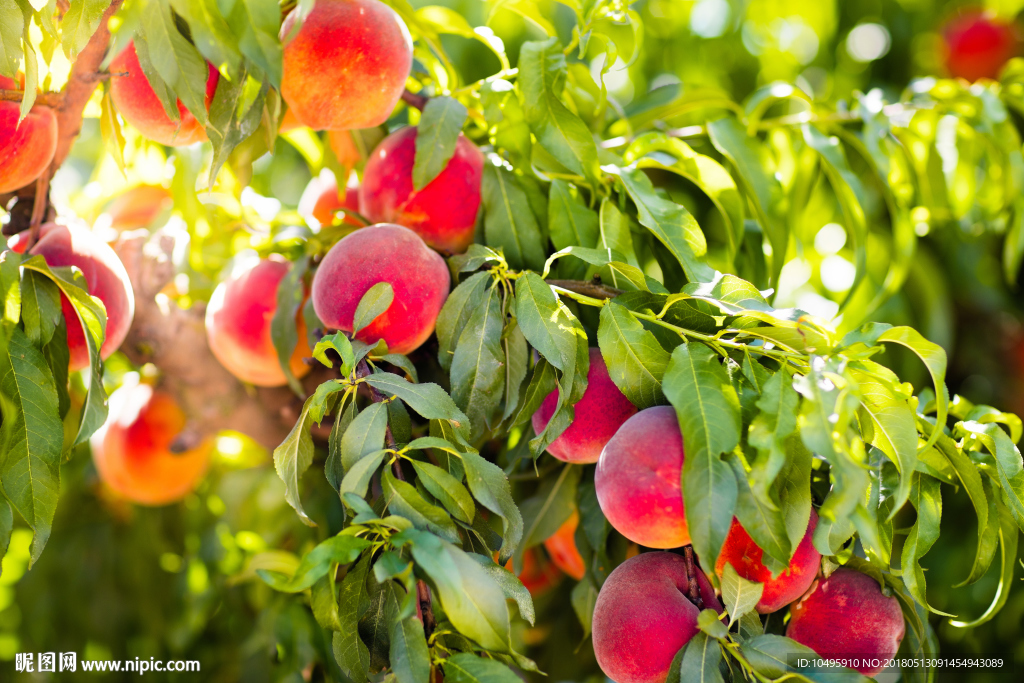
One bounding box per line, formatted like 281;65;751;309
1;0;1024;681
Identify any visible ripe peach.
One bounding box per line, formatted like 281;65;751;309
91;380;211;506
280;0;412;130
593;552;723;683
299;173;360;227
109;42;220;146
532;348;637;464
205;257;312;387
595;406;688;549
715;509;821;614
9;223;135;371
503;548;562;596
103;184;173;231
311;223;450;355
943;12;1020;81
786;568;905;676
359;126;484;254
543;511;586;581
0;75;58;194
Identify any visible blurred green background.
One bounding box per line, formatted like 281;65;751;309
8;0;1024;680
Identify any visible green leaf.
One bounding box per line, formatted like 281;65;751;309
353;282;395;336
450;281;504;438
404;529;512;653
390;616;430;683
548;179;599;253
205;67;267;185
364;373;470;439
341;402;388;471
0;0;23;78
226;0;282;87
0;250;21;325
443;653;521;683
696;608;728;639
131;36;180;123
313;331;355;375
740;634;869;682
707;117;788;288
958;421;1024;532
259;534;370;592
501;320;528;421
437;272;492;372
413;96;468;190
482;163;547;271
731;457;790;569
273;399;316;526
518;463;579;551
470;555;535;625
950;498;1019;628
679;632;724;683
361;568;402;671
518;37;601;185
383;469;461;543
0;326;63;565
901;473;946;614
311;573;341;631
462;449;523;563
514;272;581;372
139;0;213;126
270;256;307;396
664;343;740;564
597;301;668;408
570;577;598;638
410;460;474;524
61;0;108;59
852;370;918;513
614;165;715;283
719;563;763;627
0;499;12;573
747;369;797;499
334;555;372;682
340;449;388;501
168;0;242;76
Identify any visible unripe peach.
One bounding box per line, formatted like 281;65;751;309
786;567;905;676
715;509;821;613
205;257;312;387
0;75;58;194
359;126;484;254
532;348;638;464
595;406;688;549
91;380;211;506
311;224;450;355
593;552;723;683
280;0;412;130
943;11;1020;81
103;184;173;231
109;42;220;146
9;223;135;371
299;174;360;227
543;511;586;580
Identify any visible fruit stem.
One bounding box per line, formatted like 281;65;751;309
401;89;428;112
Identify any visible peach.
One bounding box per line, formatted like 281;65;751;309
9;223;135;371
786;567;905;676
944;12;1020;81
595;406;688;549
311;223;450;355
715;509;821;613
532;348;637;464
543;511;586;581
0;75;58;194
280;0;412;130
359;126;484;254
103;184;173;231
109;42;220;146
205;256;313;387
91;380;211;506
593;552;723;683
299;173;360;227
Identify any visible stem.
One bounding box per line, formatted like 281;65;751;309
402;89;428;112
682;546;704;610
417;580;436;638
0;90;64;106
545;278;623;300
355;356;402;478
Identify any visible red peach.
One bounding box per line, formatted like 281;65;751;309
311;223;450;355
532;348;638;464
9;223;135;371
593;552;723;683
715;508;821;613
91;380;211;506
280;0;412;130
943;11;1020;81
786;567;906;676
299;173;360;227
0;75;58;194
543;511;586;581
109;42;220;146
595;406;689;549
359;126;484;254
205;257;313;387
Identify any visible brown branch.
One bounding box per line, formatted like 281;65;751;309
416;580;435;637
683;546;704;610
0;90;64;106
546;278;623;300
401;89;428;112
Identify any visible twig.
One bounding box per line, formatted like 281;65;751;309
25;173;49;251
401;89;428;112
0;90;64;106
683;546;704;610
545;278;623;300
416;580;435;637
355;356;403;478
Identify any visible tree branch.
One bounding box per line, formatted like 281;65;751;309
401;89;428;112
0;90;64;106
545;278;623;300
